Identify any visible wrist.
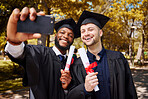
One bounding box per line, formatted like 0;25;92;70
84;84;92;92
6;37;22;45
84;84;93;95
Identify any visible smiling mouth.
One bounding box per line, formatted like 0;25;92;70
59;38;69;44
84;37;92;41
61;40;68;43
86;38;91;40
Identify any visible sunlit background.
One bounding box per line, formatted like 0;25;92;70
0;0;147;98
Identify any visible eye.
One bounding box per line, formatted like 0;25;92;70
68;33;74;38
60;31;64;34
81;29;85;34
88;28;94;31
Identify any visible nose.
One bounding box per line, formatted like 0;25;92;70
63;33;68;38
84;30;89;36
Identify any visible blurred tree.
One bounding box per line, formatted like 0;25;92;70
138;0;148;64
0;0;37;51
0;32;6;51
0;0;35;33
0;0;98;47
0;0;147;54
101;0;147;65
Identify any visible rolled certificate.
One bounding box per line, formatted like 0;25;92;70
78;48;99;92
78;48;90;68
65;45;75;71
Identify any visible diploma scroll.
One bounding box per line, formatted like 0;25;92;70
78;48;99;92
64;45;75;71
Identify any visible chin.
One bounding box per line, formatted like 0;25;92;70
84;41;94;46
59;44;68;47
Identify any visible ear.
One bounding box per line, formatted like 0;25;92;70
99;30;103;37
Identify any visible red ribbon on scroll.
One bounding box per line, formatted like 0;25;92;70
85;62;98;74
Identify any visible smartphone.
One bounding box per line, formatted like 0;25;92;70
17;15;55;35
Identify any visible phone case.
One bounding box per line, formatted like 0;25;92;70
17;15;55;35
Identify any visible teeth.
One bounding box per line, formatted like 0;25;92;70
61;40;67;42
86;38;91;40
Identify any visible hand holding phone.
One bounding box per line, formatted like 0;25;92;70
7;7;53;45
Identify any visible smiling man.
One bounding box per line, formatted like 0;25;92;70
68;10;137;99
4;7;78;99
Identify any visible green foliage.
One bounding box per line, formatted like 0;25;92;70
0;32;6;51
0;0;147;51
0;0;35;33
0;60;25;92
99;0;147;52
0;60;24;81
0;78;24;93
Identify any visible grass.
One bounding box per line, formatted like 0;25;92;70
0;59;26;93
0;60;12;67
0;78;26;93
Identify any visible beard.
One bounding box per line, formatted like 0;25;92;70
55;36;73;51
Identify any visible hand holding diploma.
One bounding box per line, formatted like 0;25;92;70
78;48;99;92
60;69;72;89
60;45;75;89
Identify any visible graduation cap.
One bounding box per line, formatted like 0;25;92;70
54;18;78;38
77;10;110;37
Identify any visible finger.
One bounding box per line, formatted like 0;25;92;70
61;77;67;81
60;77;64;82
29;7;37;21
90;82;99;88
64;70;70;75
63;71;71;77
60;78;67;83
61;73;72;79
32;33;41;38
90;78;98;84
27;33;41;40
61;69;64;74
89;75;98;80
61;78;71;84
61;76;71;82
20;7;29;21
87;72;98;77
11;8;20;23
60;77;67;82
7;8;20;39
37;11;45;16
60;75;71;80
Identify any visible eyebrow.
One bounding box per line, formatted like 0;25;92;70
59;29;74;35
59;30;65;32
81;26;94;30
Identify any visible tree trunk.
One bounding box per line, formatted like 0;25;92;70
129;37;132;66
141;30;145;65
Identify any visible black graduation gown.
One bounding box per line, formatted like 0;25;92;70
68;50;137;99
7;45;65;99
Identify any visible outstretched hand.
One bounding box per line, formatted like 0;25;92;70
60;69;72;89
7;7;45;45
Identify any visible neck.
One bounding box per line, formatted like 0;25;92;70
87;42;102;56
55;46;66;55
59;49;66;55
